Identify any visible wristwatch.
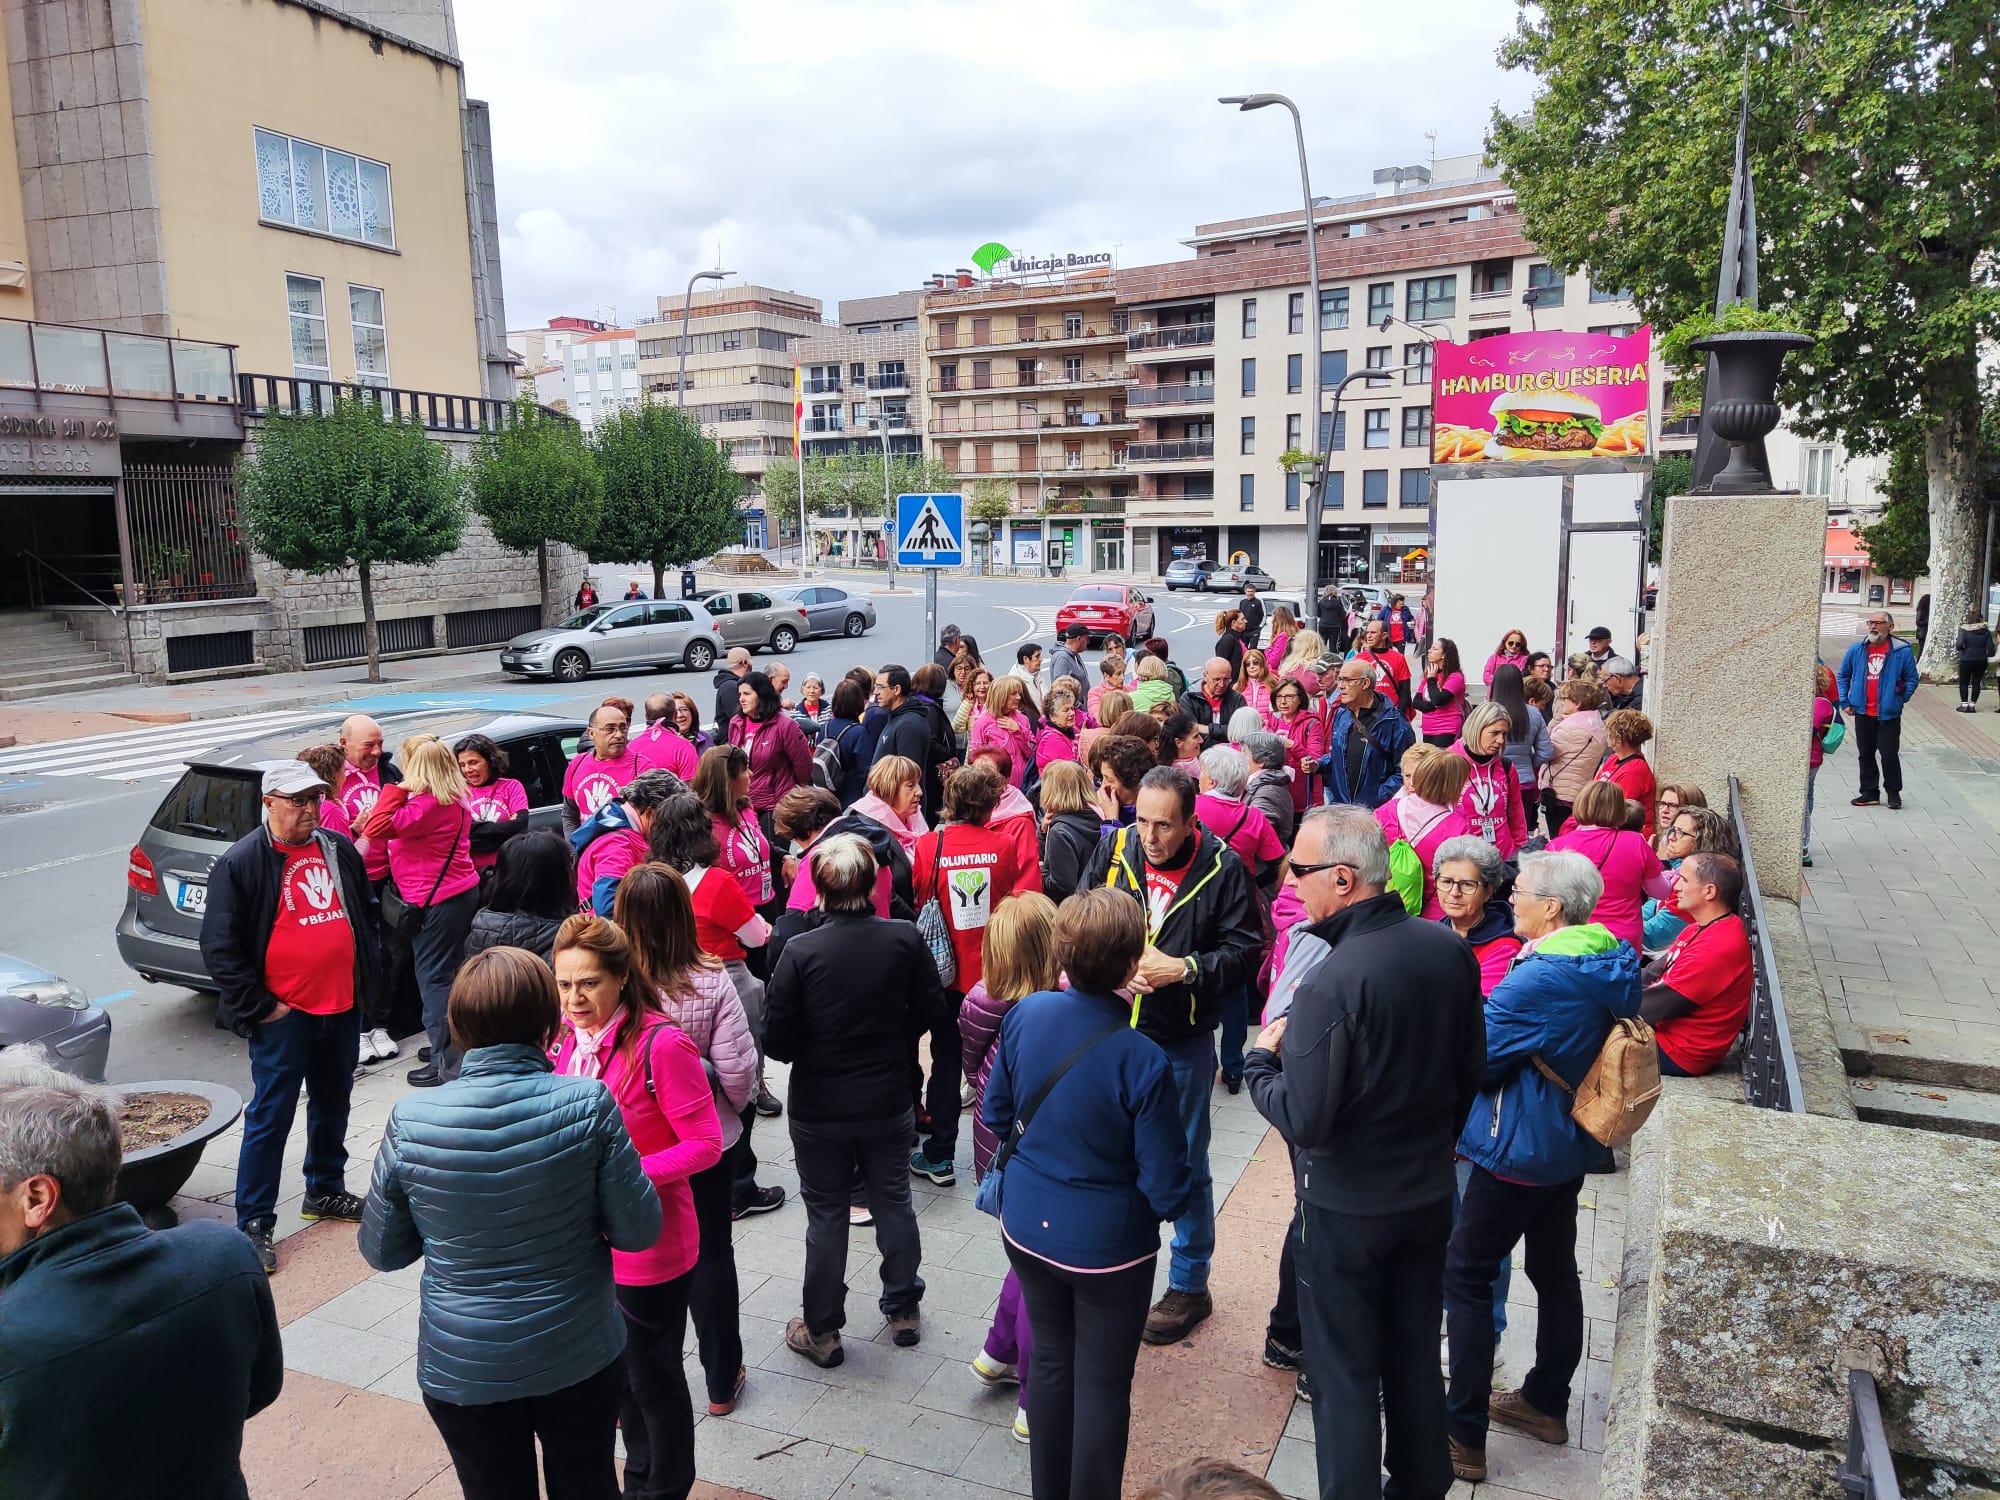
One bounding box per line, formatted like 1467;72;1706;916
1183;955;1200;984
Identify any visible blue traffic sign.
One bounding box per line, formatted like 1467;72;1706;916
895;492;965;568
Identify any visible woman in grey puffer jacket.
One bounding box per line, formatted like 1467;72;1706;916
361;946;661;1495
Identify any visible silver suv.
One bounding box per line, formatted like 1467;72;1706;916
501;600;722;684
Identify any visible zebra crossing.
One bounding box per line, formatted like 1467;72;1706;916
0;709;334;787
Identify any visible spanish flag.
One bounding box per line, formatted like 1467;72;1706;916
793;364;804;459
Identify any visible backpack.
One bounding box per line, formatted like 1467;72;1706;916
812;722;860;794
1532;1017;1662;1148
1384;805;1450;916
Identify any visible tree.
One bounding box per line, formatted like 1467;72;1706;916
466;396;602;618
967;481;1013;528
237;396;465;683
1648;453;1694;563
1487;2;2000;678
1858;390;2000;588
763;450;963;519
589;403;743;597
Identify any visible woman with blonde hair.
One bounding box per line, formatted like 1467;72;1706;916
1128;655;1175;716
1038;759;1106;901
1236;648;1276;724
1264;606;1299;677
955;665;996;742
1080;688;1131;761
960;892;1062;1443
1377;744;1474;917
1277;629;1327;697
1452;702;1528;858
363;738;479;1085
970;676;1038;789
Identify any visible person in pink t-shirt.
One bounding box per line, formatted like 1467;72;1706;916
454;734;531;873
1547;780;1672;950
633;692;701;782
1194;746;1284;887
564;700;642;833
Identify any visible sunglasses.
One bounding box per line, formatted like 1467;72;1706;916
1288;857;1353;879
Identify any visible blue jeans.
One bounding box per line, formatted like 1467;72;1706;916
1217;986;1249;1082
1453;1158;1510;1338
1162;1032;1217;1294
1803;763;1819;852
236;1006;359;1227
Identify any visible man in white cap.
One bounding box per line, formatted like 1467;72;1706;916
200;762;385;1273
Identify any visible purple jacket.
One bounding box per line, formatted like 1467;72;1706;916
959;982;1014;1180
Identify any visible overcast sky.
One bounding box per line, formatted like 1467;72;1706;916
456;0;1539;331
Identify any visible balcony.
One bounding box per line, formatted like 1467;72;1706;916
949;451;1129;476
927;367;1124;395
1125;439;1215;465
932;411;1136;436
1126;383;1215;408
238;374;559;434
802;377;842;394
925;323;1126;355
861;371;910;391
1126;324;1216;355
0;316;242;440
801;416;845;434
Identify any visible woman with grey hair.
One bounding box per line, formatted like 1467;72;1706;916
1226;705;1267;744
763;835;944;1370
1240;731;1295;847
1432;836;1520;997
1453;702;1528;858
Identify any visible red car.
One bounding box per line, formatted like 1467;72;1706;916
1055;584;1156;647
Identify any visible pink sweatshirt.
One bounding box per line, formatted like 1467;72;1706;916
550;1017;721;1285
1546;823;1672;950
1418;670;1467;739
631;722;699;781
1452;744;1527;858
466;777;529;871
1483;651;1531;686
989;784;1044;895
968;711;1036;786
1376;793;1473;918
386;793;480;904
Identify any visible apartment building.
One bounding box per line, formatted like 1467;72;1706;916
792;290;923;563
1115;156;1658;589
920;272;1136;572
542;328;637;431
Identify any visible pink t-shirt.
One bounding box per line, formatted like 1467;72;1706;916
317;796;353;843
335;763;388;879
1546;824;1667;950
386;794;480;905
1195;792;1284;873
713;811;773;907
563;749;641;820
631;723;698;781
466;777;530;871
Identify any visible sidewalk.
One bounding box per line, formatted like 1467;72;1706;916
191;1058;1620;1499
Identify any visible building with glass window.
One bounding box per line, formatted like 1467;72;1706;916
793;291;925;564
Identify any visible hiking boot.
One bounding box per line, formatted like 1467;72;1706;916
1262;1333;1302;1371
242;1217;277;1274
1449;1437;1487;1482
886;1310;921;1347
1490;1388;1568;1445
785;1317;843;1368
909;1150;956;1186
300;1190;365;1223
1142;1289;1213;1345
707;1365;746;1416
971;1351;1018;1386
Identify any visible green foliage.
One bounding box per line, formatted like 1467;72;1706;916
1656;303;1809;413
967;481;1013;526
1277;447;1319;475
466;397;601;607
1856;447;1934;581
238;396;465;575
765;450;965;520
1647;452;1695;562
589;403;743;592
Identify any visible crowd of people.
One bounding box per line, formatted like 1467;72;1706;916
1;596;1806;1500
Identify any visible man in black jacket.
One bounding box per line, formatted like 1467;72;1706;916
201;761;385;1272
1239;583;1265;648
712;647;753;739
1244;805;1484;1500
0;1052;284;1500
871;664;947;820
1082;766;1262;1345
1182;657;1250;747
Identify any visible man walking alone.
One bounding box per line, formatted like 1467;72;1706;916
1837;611;1918;809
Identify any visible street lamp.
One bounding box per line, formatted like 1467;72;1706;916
1220;92;1330;628
866;402;900;589
676;268;733;408
1293;365;1413;610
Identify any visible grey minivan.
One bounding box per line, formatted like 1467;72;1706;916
500;600;724;684
116;709;586;992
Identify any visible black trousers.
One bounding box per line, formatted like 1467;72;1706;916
1445;1167;1584;1448
686;1152;743;1406
1959;662;1985;703
616;1276;696;1500
1267;1206;1302;1348
1298;1198;1454;1500
1853;713;1903;799
729;1101;761;1210
1540;790;1572;834
1006;1243;1156;1500
790;1111;924;1335
423;1356;622;1500
919;987;968;1163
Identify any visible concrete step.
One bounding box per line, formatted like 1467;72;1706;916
1838;1021;2000;1093
7;649;115;672
0;624;82;645
0;671;140;702
1848;1076;2000;1141
11;657;118;686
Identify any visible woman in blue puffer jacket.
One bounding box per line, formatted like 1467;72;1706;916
361;945;662;1499
1441;849;1641;1483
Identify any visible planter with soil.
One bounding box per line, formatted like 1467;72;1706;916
115;1079;243;1229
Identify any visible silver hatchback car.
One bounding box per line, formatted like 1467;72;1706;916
697;588;811;653
500;600;723;684
776;584;876;639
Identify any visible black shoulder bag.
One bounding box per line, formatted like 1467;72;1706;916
378;811;466;940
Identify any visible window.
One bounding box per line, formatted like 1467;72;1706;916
1321;410;1346;451
1586;323;1641;338
1240;474;1255;511
1320;349;1348;386
1287;353;1302;394
1241;357;1257;396
1589;283;1630;303
1362;469;1389;507
1288;292;1305;335
1367;282;1394;327
1467;326;1511;341
938;362;959;390
1321;286;1350;330
620;351;636;370
1805;447;1835;496
1285;471;1301;510
1323;470;1345;508
596;356;612;372
1405;275;1457;321
1063;311;1083;337
1527;264;1565;307
1364;346;1392;387
254;128;393;248
1364;409;1391;449
1241;298;1258;337
1286;414;1302;450
741;591;773;611
1402;406;1432;448
647;602;692;625
348;285;388;385
1400;468;1430;506
286;273;329;378
1240;416;1256;455
1404;342;1433;386
851;402;867;424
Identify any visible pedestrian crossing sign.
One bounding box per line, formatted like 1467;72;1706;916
896;492;965;569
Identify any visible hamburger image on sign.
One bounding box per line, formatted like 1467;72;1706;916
1487;389;1604;456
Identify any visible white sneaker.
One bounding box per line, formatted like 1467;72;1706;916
959;1081;976;1109
366;1028;397;1062
849;1204;874;1227
971;1351;1018;1386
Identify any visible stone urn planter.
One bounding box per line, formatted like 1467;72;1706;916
114;1079;243;1229
1689;329;1816;493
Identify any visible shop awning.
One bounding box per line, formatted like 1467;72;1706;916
1402;548;1428;561
1825;528;1867;568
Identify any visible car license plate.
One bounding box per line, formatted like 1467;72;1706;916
500;653;519;665
174;879;207;915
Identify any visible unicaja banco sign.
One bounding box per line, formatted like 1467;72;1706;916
970;242;1113;278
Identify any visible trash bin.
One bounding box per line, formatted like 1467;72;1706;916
680;568;697;600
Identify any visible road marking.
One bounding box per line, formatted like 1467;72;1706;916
0;710;332;785
0;845;129;879
994;605;1061;649
96;990;136;1005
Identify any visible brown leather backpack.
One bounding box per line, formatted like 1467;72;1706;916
1531;1017;1663;1148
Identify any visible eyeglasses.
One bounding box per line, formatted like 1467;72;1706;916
1666;824;1698;842
269;791;325;807
1436;876;1486;895
1510;884;1552;902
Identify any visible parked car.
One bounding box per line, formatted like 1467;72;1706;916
501;600;721;683
1201;561;1276;594
1643;582;1659;610
0;953;112;1081
116;709;587;994
698;588;810;653
776;584;876;640
1163;557;1219;592
1055;584;1156;647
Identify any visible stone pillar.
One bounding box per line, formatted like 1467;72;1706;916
1651;491;1823;901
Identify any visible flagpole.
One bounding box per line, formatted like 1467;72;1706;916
794;364;809;574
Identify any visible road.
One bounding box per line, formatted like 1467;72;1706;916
0;572;1248;1091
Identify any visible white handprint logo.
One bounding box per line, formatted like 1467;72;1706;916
298;862;337;911
581;777;616;815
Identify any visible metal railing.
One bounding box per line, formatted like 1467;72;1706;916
124;462;258;603
1126;439;1215;463
1731;775;1806;1112
1127;383;1215;406
1127;325;1216;352
926;323;1126;353
951;452;1128;476
928;368;1124;394
1839;1370;1901;1498
0;316;237;404
801;377;842;393
932;411;1133;434
861;372;910;390
16;548;133;671
237;374;558;433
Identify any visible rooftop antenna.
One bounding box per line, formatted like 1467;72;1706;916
1424;129;1438;170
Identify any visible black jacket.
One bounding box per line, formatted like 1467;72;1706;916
0;1204;282;1500
462;907;565;965
201;826;385;1037
764;912;941;1122
1245;894;1484;1214
1214;629;1245;679
1081;826;1263;1049
1182;685;1250;747
1239;594;1265;645
713;667;747;738
1956;625;1996;664
872;696;956;820
1042;809;1109;901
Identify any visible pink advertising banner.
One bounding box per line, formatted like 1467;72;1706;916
1430;326;1652;465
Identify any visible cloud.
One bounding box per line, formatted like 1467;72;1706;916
459;0;1537;328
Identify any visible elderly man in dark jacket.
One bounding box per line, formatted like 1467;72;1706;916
0;1051;283;1500
1324;658;1417;808
1181;656;1250;747
201;760;385;1272
1244;805;1484;1500
1083;766;1262;1346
